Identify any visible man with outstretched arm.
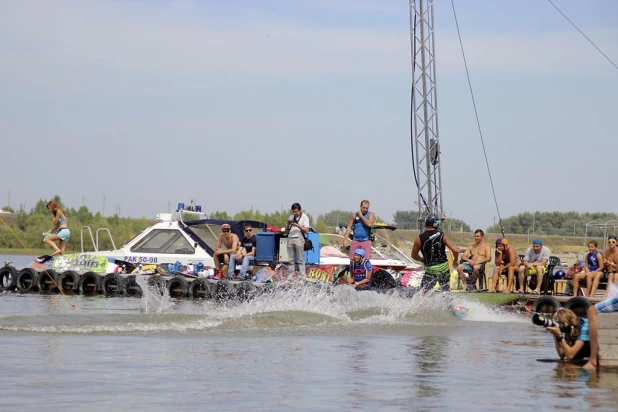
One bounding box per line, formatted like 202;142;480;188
411;213;459;293
343;200;376;260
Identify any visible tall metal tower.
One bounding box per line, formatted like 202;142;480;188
409;0;443;226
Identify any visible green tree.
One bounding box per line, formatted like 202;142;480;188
209;210;232;220
317;210;354;227
1;205;15;213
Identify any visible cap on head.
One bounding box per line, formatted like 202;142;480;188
501;238;509;246
532;238;543;245
221;223;231;230
353;248;366;258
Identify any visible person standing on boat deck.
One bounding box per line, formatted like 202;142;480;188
343;200;376;260
517;238;550;294
602;235;618;299
284;203;310;278
489;238;520;293
230;223;257;281
456;229;491;291
213;223;239;280
41;200;70;258
411;213;459;293
572;240;604;297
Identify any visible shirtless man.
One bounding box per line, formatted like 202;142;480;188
456;229;491;291
213;223;239;280
489;238;520;293
602;235;618;299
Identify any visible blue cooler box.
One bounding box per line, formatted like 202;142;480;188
256;232;277;265
304;232;320;264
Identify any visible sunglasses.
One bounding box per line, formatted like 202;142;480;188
222;229;230;233
609;240;617;244
245;229;252;232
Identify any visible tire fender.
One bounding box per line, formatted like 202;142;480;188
37;269;59;293
167;276;189;298
79;271;102;294
16;268;38;292
102;273;125;295
189;278;211;299
0;266;19;291
564;296;592;318
58;271;81;294
531;296;561;315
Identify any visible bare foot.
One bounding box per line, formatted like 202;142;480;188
582;361;597;371
502;290;511;294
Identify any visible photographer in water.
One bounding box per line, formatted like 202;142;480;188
544;308;590;361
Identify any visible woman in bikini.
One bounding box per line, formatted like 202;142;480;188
43;200;71;257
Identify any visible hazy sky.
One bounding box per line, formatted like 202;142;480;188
1;0;617;230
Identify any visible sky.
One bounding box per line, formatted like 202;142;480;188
1;0;617;230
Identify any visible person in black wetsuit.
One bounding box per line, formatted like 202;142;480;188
411;213;459;293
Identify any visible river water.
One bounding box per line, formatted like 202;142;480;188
0;254;617;411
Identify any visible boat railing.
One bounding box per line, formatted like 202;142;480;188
80;226;117;252
171;209;209;225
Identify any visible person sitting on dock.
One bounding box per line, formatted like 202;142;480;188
602;235;618;299
456;229;490;291
411;213;459;294
547;308;590;362
572;240;604;297
489;238;519;293
342;200;376;260
213;223;239;280
230;223;257;281
517;238;550;294
348;248;372;290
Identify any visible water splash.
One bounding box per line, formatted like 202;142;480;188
135;275;172;314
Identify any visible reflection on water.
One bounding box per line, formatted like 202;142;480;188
0;264;617;410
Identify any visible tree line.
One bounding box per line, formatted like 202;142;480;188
486;211;618;236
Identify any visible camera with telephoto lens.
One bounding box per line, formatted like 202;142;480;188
531;313;567;332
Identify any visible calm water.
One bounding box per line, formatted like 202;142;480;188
1;255;617;411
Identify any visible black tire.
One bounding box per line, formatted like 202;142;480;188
212;280;235;301
16;268;38;292
37;269;59;293
102;273;125;296
79;271;102;294
236;281;256;302
58;271;81;294
124;275;142;297
167;276;189;298
564;296;592;318
189;279;211;300
531;296;561;315
0;266;19;291
147;276;168;296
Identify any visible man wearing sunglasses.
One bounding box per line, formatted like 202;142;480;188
230;224;257;281
214;223;239;279
602;235;618;299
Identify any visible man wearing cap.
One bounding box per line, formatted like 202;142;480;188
348;248;372;290
489;238;520;293
517;238;550;294
213;223;239;279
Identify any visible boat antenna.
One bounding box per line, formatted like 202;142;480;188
409;0;444;229
449;0;505;238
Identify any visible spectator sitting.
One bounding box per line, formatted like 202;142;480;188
456;229;491;291
489;238;520;293
213;223;239;280
348;248;372;290
230;223;257;281
602;235;618;299
517;237;550;294
572;240;604;297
